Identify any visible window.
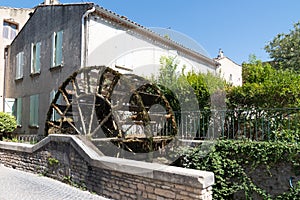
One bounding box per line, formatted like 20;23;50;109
51;30;63;68
30;94;39;127
50;90;61;121
12;98;22;126
31;42;41;74
229;74;233;82
4;98;15;115
3;20;18;40
16;52;24;79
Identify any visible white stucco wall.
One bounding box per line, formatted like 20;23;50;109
216;57;242;86
86;17;216;78
0;7;32;112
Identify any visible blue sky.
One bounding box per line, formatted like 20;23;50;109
2;0;300;64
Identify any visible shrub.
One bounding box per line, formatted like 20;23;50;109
173;140;300;199
0;112;17;139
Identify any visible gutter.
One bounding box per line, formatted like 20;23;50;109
81;6;96;67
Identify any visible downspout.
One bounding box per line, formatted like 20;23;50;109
2;47;9;112
81;6;95;67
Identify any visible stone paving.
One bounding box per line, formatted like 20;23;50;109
0;164;111;200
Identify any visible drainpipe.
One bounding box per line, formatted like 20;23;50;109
81;6;95;68
2;47;8;112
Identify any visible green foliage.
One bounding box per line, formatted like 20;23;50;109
149;56;226;137
225;59;300;140
63;176;87;191
152;56;226;110
242;59;274;84
0;112;17;134
174;140;300;199
184;71;210;110
228;60;300;109
265;21;300;71
276;182;300;200
157;56;180;88
2;136;17;142
48;157;59;166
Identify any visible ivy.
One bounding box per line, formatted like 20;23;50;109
174;140;300;199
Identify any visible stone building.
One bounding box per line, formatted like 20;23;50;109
4;1;218;137
0;6;33;112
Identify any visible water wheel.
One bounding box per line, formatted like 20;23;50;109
45;66;178;153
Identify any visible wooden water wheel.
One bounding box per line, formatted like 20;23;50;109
45;66;178;153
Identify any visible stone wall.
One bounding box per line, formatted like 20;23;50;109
0;134;214;200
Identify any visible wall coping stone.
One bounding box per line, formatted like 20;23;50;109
0;134;214;188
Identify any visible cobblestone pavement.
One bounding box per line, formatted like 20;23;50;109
0;164;111;200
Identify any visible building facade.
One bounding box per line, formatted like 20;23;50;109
5;2;218;136
215;49;242;86
0;6;33;112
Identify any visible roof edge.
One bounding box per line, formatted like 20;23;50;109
93;5;218;68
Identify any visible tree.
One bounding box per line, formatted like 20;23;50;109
227;60;300;109
265;21;300;70
226;59;300;140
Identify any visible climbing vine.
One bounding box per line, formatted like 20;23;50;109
173;140;300;199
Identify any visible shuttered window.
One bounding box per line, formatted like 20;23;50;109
12;98;22;126
50;90;61;121
30;94;39;127
3;21;18;40
51;30;63;68
16;52;24;79
31;42;41;74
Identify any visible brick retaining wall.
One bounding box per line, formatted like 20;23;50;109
0;134;214;200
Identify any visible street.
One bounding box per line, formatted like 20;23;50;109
0;164;110;200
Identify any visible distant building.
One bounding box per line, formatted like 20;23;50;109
0;6;33;112
215;49;242;86
4;1;218;136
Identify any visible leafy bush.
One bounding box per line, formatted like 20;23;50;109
225;59;300;141
0;112;17;139
173;140;300;199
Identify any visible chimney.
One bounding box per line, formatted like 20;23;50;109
44;0;60;5
218;48;224;58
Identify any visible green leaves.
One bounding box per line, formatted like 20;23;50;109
0;112;17;134
174;140;300;199
265;21;300;71
227;60;300;109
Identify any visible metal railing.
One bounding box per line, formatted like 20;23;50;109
146;108;300;141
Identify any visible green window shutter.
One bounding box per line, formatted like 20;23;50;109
31;43;35;73
30;96;34;125
16;52;24;79
55;30;63;66
16;98;22;126
50;90;55;103
36;42;41;73
20;52;24;78
50;90;54;121
35;95;39;125
15;54;19;79
50;90;62;121
13;98;22;126
30;95;39;126
51;32;56;67
12;99;16;119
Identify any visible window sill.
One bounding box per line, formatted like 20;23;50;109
50;64;63;71
15;77;23;81
28;125;39;129
30;72;41;77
